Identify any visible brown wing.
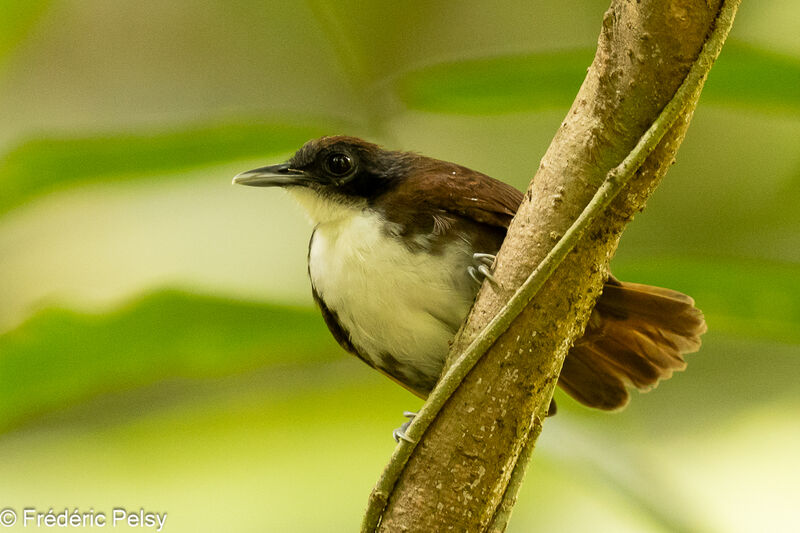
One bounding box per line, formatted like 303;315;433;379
372;161;523;238
416;165;523;229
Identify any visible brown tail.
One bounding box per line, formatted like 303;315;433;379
558;277;707;410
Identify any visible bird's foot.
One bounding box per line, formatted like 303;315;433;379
392;411;417;443
468;253;498;286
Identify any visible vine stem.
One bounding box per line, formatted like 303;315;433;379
361;2;740;531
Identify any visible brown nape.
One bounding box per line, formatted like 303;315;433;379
558;279;707;410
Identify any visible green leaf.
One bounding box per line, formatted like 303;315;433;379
0;121;328;215
0;290;339;433
396;49;592;114
704;41;800;113
395;41;800;115
0;0;51;68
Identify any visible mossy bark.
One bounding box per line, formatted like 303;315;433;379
372;1;737;531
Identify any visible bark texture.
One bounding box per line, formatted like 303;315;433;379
376;1;726;531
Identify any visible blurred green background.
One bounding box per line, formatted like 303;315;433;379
0;1;798;532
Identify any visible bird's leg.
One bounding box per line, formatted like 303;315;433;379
392;411;417;443
468;253;498;286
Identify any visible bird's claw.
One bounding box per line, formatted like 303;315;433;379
468;253;498;286
393;411;417;443
473;253;496;266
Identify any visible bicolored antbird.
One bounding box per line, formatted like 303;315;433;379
234;136;706;433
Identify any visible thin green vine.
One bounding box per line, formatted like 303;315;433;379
361;1;741;530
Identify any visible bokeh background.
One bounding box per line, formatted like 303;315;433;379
1;1;798;532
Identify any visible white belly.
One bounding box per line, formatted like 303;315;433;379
308;210;476;386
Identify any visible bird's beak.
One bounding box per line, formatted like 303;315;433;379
232;163;307;187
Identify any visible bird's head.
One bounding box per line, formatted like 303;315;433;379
233;136;417;222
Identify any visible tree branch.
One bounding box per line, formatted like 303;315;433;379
362;1;740;531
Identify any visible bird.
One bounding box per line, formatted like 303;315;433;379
233;135;706;418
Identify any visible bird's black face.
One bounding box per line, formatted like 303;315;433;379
233;136;410;201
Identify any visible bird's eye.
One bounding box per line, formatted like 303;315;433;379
325;153;353;177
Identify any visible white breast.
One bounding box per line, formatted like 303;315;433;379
307;208;476;387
